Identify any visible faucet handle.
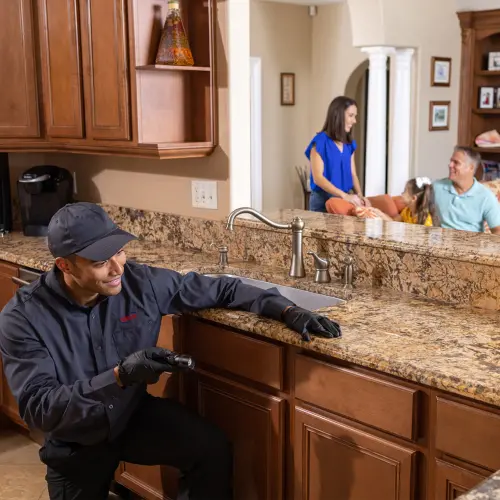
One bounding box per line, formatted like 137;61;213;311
307;252;331;283
307;251;329;270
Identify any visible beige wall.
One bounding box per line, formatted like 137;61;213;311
250;1;312;211
456;0;500;11
8;2;230;220
383;0;461;180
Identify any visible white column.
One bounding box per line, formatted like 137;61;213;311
229;0;251;210
389;48;414;196
361;46;394;196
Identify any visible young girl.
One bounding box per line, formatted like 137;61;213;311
305;96;369;212
394;177;438;227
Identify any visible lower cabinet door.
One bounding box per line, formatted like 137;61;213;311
434;460;488;500
186;372;286;500
294;405;416;500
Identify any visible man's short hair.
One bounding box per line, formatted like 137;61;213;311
454;146;482;173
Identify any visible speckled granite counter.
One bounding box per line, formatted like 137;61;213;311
1;231;500;409
102;204;500;311
458;472;500;499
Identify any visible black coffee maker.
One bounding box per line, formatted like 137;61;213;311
18;166;73;236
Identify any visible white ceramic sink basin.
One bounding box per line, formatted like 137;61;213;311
203;273;345;310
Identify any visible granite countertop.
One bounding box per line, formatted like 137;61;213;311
1;232;500;408
232;208;500;266
457;472;500;499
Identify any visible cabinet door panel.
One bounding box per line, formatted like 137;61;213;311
434;460;487;500
294;406;416;500
38;0;84;138
188;373;285;500
80;0;131;141
0;0;40;138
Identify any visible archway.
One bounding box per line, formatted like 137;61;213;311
345;60;369;192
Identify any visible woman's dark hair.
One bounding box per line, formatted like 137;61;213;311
406;179;440;226
321;96;357;144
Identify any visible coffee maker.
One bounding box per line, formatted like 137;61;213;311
18;166;73;236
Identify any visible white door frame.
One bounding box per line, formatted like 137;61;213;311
250;56;263;211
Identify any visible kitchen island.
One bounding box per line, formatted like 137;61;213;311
0;224;499;499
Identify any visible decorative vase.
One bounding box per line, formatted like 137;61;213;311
155;0;194;66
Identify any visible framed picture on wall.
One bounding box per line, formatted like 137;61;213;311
431;57;452;86
429;101;450;131
479;87;495;109
488;52;500;71
280;73;295;106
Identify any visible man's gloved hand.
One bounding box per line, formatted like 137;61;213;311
116;347;177;387
282;306;341;342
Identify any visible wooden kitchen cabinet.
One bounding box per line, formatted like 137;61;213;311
37;0;84;139
293;405;416;500
186;371;286;500
434;460;488;500
0;0;41;139
0;261;27;429
79;0;131;141
0;0;217;159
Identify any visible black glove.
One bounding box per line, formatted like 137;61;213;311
117;347;177;387
283;306;341;342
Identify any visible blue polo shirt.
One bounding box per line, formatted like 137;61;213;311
433;178;500;232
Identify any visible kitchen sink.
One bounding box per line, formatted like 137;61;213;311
203;273;345;310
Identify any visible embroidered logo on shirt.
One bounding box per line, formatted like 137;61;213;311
120;313;137;323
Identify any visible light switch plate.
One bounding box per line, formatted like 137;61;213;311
191;180;218;209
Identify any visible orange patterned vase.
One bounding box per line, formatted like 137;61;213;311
155;0;194;66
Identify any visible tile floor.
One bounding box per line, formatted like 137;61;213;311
0;425;124;499
0;425;48;499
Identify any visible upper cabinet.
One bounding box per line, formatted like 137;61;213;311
0;0;217;159
0;0;41;139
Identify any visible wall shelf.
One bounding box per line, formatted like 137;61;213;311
473;109;500;114
476;70;500;76
458;9;500;173
136;64;211;72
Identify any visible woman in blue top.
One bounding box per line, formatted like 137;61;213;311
305;96;369;212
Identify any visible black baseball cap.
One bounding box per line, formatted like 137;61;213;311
47;202;137;261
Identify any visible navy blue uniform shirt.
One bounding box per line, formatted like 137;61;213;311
0;262;294;446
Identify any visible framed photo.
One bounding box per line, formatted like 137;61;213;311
479;87;495;109
431;57;451;87
488;52;500;71
496;88;500;108
429;101;450;131
280;73;295;106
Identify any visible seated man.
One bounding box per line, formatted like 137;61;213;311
433;146;500;234
0;202;340;500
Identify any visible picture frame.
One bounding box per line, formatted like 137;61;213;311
488;52;500;71
431;57;451;87
429;101;450;131
280;73;295;106
496;88;500;109
479;87;495;109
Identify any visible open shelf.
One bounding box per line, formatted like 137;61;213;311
473;109;500;114
476;70;500;76
458;10;500;176
132;0;216;149
136;64;210;72
473;146;500;153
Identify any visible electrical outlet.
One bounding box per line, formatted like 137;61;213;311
191;180;218;209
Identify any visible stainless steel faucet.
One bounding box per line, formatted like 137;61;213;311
226;207;306;278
